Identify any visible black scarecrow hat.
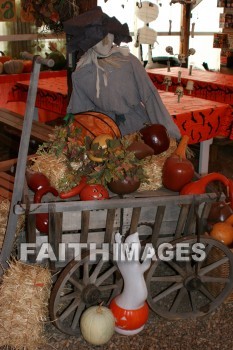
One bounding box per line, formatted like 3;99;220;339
63;6;132;55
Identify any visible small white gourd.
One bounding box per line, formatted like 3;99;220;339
80;305;115;345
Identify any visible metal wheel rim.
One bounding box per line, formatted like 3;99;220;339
49;249;122;335
146;235;233;320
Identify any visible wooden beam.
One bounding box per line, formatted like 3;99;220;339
180;4;192;67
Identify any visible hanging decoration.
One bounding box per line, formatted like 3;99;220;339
20;0;34;22
0;0;16;21
20;0;79;32
134;1;159;68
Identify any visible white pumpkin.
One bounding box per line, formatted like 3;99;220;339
80;305;115;345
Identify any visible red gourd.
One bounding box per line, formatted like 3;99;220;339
26;171;50;192
34;186;59;234
59;176;87;199
162;135;194;192
180;172;230;196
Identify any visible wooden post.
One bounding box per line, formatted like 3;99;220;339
180;4;192;68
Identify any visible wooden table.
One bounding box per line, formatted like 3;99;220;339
147;67;233;105
8;77;233;174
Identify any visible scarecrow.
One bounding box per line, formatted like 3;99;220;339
63;6;181;139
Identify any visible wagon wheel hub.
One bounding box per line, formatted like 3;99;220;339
184;275;202;291
81;283;101;305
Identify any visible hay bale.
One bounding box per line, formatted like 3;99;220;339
0;199;24;251
0;260;52;350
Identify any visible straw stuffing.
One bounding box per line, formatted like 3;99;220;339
0;199;24;251
0;259;52;350
139;137;177;191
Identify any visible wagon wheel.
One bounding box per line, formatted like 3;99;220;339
49;249;123;335
146;235;233;320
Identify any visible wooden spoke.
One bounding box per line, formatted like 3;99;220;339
99;283;120;291
95;266;118;286
198;285;215;302
59;298;81;322
71;302;86;331
83;261;90;284
89;259;105;283
199;257;229;276
152;283;183;303
68;276;84;291
151;275;183;283
169;287;188;313
200;276;229;283
60;291;80;301
166;260;186;277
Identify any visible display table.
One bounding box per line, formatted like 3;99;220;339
8;76;233;174
1;70;67;122
147;67;233;105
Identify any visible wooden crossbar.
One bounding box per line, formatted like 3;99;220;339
0;107;53;143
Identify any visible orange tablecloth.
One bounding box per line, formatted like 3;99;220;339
159;91;233;143
8;76;233;143
147;67;233;105
5;71;67;122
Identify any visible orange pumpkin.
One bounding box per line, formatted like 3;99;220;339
210;214;233;246
71;111;121;140
0;51;11;64
22;60;33;73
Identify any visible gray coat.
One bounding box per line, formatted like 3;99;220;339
67;53;181;139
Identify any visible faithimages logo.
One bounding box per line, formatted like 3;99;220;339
19;242;206;263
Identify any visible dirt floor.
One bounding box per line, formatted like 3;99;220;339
36;301;233;350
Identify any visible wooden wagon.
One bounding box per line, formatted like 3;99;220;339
1;54;233;337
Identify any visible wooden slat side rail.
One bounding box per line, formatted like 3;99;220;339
0;158;18;172
0;171;15;201
0;172;14;190
0;188;12;200
0;108;54;143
